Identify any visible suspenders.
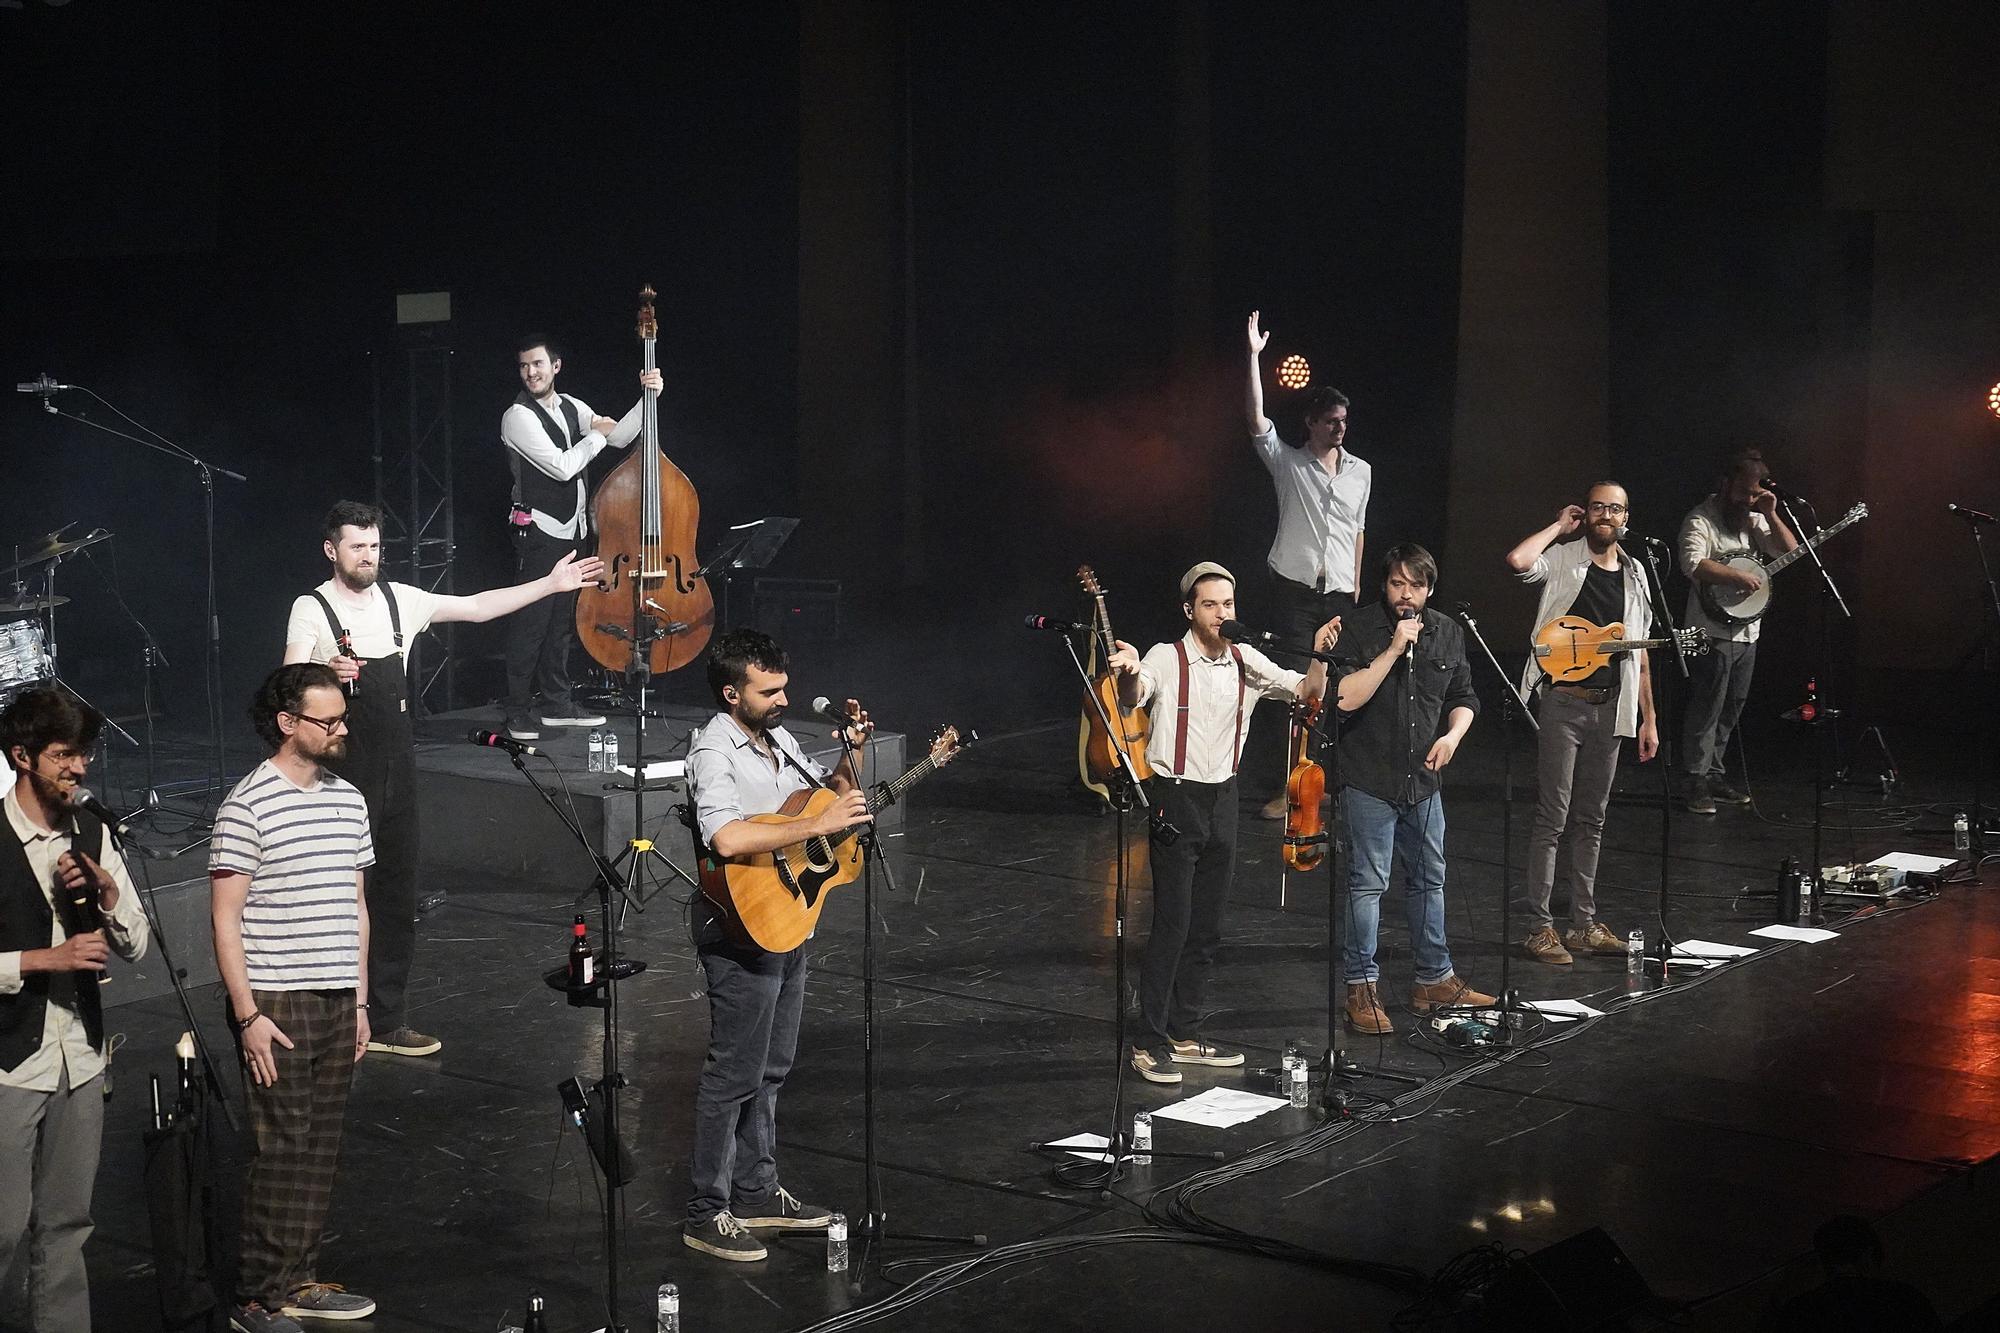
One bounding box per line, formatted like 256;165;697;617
310;585;404;654
1171;639;1246;778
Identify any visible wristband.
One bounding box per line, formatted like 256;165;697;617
234;1010;263;1032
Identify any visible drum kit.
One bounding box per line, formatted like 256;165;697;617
0;523;122;725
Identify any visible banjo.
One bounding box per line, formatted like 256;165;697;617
1696;502;1868;625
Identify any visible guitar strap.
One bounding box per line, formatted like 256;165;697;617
1173;640;1247;777
772;732;829;791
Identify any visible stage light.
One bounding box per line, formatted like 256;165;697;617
1276;354;1311;390
1987;380;2000;419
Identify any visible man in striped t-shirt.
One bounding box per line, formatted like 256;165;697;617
210;664;376;1333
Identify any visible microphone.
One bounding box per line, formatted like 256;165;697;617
14;374;70;396
809;696;860;732
1948;503;1996;526
467;728;538;757
1400;606;1420;664
1022;613;1088;633
1764;479;1803;500
67;786;130;839
1218;619;1276;645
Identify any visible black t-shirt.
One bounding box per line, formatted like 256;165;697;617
1567;560;1628;689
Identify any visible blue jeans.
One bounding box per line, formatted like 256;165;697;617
1341;787;1454;985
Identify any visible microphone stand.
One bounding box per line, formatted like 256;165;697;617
1636;540;1689;981
1954;508;2000;873
34;389;247;816
1777;494;1852;913
1453;605;1536;1042
1031;631;1212;1190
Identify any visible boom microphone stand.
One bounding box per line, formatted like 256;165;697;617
1951;504;2000;873
1637;537;1690;980
1454;604;1536;1040
1777;492;1854;910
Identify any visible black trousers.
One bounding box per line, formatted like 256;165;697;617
325;661;419;1036
1267;573;1358;670
504;526;579;712
1137;776;1238;1051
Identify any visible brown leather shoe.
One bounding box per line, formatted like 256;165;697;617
1564;920;1627;955
1345;982;1393;1034
1522;926;1573;965
1409;974;1497;1014
1258;792;1288;821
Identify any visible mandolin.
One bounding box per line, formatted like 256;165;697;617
1533;616;1707;683
697;726;970;953
1076;565;1154;785
1696;502;1867;625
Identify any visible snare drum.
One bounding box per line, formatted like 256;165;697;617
0;618;51;707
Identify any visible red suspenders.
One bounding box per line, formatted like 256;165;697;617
1172;640;1247;778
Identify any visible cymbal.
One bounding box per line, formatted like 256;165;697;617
1;528;111;575
0;593;68;620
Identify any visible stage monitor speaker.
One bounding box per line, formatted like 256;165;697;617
1479;1226;1652;1331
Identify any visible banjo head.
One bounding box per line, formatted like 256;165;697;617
1708;555;1768;621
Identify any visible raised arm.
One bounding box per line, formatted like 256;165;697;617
1505;505;1585;574
1246;311;1273;436
430;551;607;624
1336;616;1423;713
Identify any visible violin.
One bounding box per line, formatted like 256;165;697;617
1283;693;1327;872
573;286;714;674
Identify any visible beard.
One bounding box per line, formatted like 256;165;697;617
337;565;379;591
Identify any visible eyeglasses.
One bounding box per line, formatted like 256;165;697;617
1586;502;1629;516
290;712;350;734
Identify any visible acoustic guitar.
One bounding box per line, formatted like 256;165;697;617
697;726;969;952
1076;565;1154;785
1533;616;1706;683
1696;502;1868;625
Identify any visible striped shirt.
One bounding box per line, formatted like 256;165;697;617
209;760;374;990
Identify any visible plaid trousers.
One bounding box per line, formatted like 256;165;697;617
235;988;356;1305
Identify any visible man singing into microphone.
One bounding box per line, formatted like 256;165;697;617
1105;563;1339;1082
1676;448;1797;815
284;500;603;1059
681;629;854;1261
0;688;148;1333
1328;546;1490;1033
1505;485;1659;966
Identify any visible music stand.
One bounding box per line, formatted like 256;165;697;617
703;517;800;631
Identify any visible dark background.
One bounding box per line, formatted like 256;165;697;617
2;1;1994;753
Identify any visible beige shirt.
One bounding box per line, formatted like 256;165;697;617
0;787;149;1092
1135;632;1303;783
1677;497;1787;644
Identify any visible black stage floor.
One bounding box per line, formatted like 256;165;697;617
76;712;2000;1332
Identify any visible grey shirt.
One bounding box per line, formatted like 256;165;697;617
687;714;830;847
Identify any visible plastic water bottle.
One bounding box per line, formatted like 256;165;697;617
588;730;605;773
1955;812;1971;854
1279;1038;1301;1095
1626;929;1644;976
1131;1111;1152;1165
656;1281;679;1333
604;731;620;773
1288;1057;1310;1108
826;1212;849;1272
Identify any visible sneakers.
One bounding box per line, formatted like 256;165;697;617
1409;974;1498;1014
540;701;607;727
735;1186;833;1230
1685;780;1718;816
231;1303;305;1333
1168;1037;1245;1067
504;714;541;741
281;1283;376;1321
365;1027;442;1057
1345;982;1393;1035
1564;921;1628;955
1522;925;1574;965
1130;1046;1184;1084
684;1210;768;1261
1708;778;1752;806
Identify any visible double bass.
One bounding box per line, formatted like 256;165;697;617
574;287;714;673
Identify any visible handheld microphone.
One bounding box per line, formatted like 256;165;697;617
1948;503;1996;526
467;729;538;757
810;696;861;732
1400;606;1420;664
67;786;130;839
1022;613;1089;633
13;374;70;396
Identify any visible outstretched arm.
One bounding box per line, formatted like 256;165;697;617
430;551;607;624
1246;311;1273;436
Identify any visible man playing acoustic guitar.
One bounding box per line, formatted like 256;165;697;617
681;629;861;1261
1505;484;1660;966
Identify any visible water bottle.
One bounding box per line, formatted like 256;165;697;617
522;1289;547;1333
656;1281;679;1333
588;729;605;773
1131;1111;1152;1165
1288;1057;1310;1108
1626;929;1644;976
1955;812;1971;854
1279;1038;1301;1095
826;1212;849;1272
604;731;620;773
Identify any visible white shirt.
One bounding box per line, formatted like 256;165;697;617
1516;541;1654;740
1677;497;1787;644
1134;632;1303;783
285;580;443;665
687;715;830;848
501;392;647;540
0;786;150;1092
1251;426;1371;593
